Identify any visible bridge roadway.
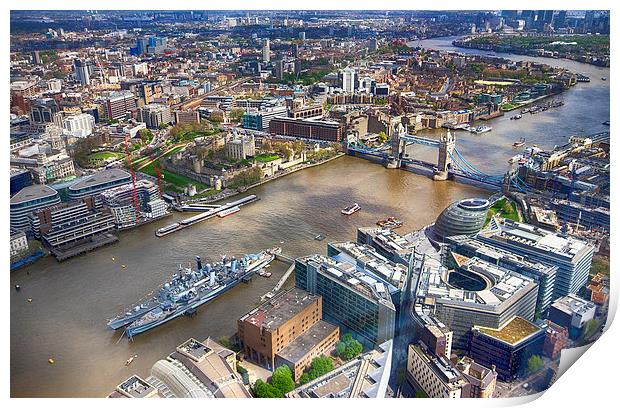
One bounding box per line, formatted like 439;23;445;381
347;144;504;189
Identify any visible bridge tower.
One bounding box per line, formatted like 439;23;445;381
433;131;455;181
386;122;406;169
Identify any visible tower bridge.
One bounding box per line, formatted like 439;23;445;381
347;123;514;191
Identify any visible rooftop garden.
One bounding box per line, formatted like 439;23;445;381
485;198;519;225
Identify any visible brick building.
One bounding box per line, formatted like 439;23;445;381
237;288;339;379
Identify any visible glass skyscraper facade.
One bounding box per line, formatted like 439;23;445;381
295;255;395;348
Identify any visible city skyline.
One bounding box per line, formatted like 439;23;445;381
8;6;612;401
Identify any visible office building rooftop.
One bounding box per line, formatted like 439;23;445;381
111;375;160;398
474;316;542;346
240;288;320;331
288;340;392;398
10;184;58;205
276;320;339;364
418;249;535;309
175;338;213;362
447;234;553;275
328;241;408;291
170;338;251;398
300;254;394;308
412;342;465;386
69;168;131;192
480;217;590;261
550;294;596;317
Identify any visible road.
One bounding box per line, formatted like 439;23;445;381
389;249;425;393
505;367;556;398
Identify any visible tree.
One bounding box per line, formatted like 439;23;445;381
292;140;306;155
217;336;232;349
253;379;282;398
230;108;245;123
527;355;544;374
139;129;154;144
335;333;363;360
336;341;346;356
230;167;262;188
329;142;343;153
580;319;599;341
377;131;388;143
71;137;100;167
270;365;295;394
415;390;428;398
299;355;334;385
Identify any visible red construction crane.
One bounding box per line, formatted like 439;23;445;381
124;136;141;222
150;153;163;199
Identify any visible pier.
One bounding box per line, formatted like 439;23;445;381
156;195;259;237
260;253;296;302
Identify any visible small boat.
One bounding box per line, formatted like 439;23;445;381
156;222;180;237
603;121;610;126
121;265;126;269
342;203;361;215
125;355;137;366
512;138;526;148
510;114;522;120
376;217;403;229
48;358;55;365
472;126;492;134
217;206;240;218
264;272;272;278
15;284;20;291
314;234;326;241
508;154;523;164
601;77;607;81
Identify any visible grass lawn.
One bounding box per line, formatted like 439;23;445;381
254;153;280;163
87;151;125;161
475;79;514;86
136;143;209;192
172;129;220;143
500;103;521;111
141;163;208;191
485;198;519;225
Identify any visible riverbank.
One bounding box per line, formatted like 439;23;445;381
185;152;346;205
452;39;609;68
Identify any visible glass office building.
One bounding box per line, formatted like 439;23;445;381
478;218;595;299
295;254;396;348
430;198;490;243
470;317;545;381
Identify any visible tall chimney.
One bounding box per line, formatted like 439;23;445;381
196;256;202;271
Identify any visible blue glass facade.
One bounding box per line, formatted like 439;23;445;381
295;258;395;349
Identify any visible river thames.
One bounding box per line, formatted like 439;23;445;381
10;36;609;397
